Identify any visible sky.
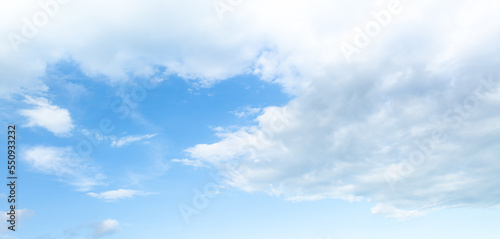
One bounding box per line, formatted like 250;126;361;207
1;0;500;238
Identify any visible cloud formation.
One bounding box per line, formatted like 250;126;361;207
110;134;157;148
92;219;120;238
231;106;261;118
19;96;75;136
87;189;155;201
24;146;105;191
183;0;500;218
188;73;500;218
171;158;208;168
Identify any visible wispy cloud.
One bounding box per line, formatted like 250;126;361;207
87;189;155;201
0;209;35;221
53;218;120;239
92;219;120;238
371;203;427;220
24;146;105;191
19;96;75;136
171;158;208;168
231;106;261;118
111;134;157;148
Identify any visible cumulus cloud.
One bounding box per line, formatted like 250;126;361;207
1;0;262;96
188;72;500;218
183;0;500;218
1;0;407;96
110;134;157;147
87;189;155;201
24;146;105;191
19;96;75;136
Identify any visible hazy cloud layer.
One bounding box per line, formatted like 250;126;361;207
24;146;105;191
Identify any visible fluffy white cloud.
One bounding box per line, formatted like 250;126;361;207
19;96;75;136
188;72;500;218
0;0;413;96
24;146;105;191
183;0;500;218
110;134;157;147
87;189;155;201
1;0;498;95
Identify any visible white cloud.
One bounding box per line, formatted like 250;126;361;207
231;106;261;118
87;189;155;201
371;203;427;219
24;146;105;191
19;96;75;136
92;219;119;238
0;0;498;94
0;0;403;96
82;129;106;142
182;0;500;217
110;134;157;147
2;0;497;97
188;72;500;218
171;158;208;168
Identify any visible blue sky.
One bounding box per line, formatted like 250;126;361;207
1;0;500;238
